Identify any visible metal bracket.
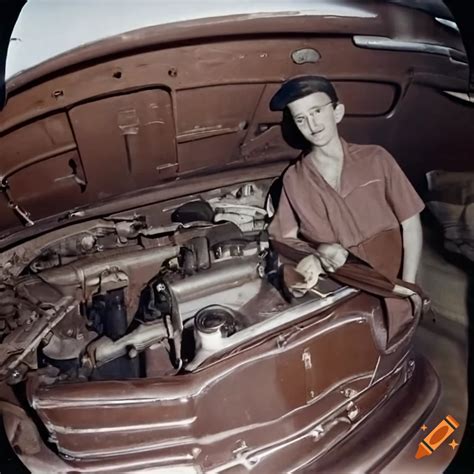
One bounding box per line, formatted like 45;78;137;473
0;179;34;226
302;348;317;402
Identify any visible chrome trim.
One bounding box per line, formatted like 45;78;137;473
369;356;381;386
435;17;459;33
353;35;467;63
47;416;198;435
443;90;474;103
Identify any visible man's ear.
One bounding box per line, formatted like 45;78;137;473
334;103;345;123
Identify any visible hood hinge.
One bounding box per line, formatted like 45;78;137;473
0;179;35;227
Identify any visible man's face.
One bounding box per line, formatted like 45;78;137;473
287;92;344;147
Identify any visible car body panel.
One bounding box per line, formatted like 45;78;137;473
4;292;432;472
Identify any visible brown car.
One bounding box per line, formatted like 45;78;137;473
0;1;471;472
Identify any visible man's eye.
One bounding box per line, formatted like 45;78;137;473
295;119;305;125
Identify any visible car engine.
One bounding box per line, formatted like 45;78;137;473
0;180;301;384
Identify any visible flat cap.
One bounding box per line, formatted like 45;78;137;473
269;75;339;111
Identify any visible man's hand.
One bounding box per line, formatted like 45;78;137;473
286;254;323;297
316;243;348;273
296;254;323;288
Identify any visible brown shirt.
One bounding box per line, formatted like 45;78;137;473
269;139;425;277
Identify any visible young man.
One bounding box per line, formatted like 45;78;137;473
268;76;424;340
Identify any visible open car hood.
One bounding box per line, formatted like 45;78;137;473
0;0;473;248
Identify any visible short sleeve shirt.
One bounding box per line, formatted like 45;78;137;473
334;140;425;240
269;139;425;247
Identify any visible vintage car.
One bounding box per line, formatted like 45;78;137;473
0;1;472;472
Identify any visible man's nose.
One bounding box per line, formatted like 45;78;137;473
307;115;319;132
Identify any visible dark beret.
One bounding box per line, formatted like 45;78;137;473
270;75;339;111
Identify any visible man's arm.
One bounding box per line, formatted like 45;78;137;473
401;213;423;283
380;149;425;283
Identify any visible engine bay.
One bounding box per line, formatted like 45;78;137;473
0;179;350;385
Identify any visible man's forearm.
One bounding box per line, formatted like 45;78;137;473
269;218;318;262
270;236;317;262
401;214;423;283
